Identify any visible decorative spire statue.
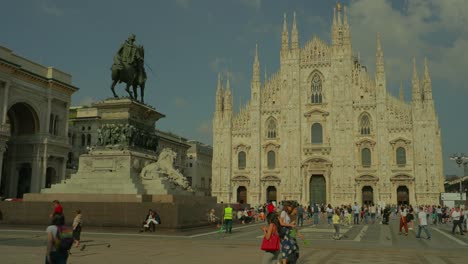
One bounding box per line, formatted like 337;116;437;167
110;34;148;103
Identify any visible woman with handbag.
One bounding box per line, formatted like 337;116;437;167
279;202;299;264
261;213;281;264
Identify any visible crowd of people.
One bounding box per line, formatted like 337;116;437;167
207;201;468;264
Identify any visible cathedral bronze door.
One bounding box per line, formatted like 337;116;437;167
237;186;247;204
397;186;409;205
310;175;326;205
362;186;374;205
266;186;277;202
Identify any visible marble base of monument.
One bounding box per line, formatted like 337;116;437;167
42;148;156;194
3;195;217;229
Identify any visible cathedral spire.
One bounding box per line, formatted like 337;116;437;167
333;7;337;26
291;12;299;50
423;57;433;101
411;57;421;102
264;64;267;83
216;73;224;113
343;6;348;26
399;81;404;101
376;33;384;75
253;43;260;83
224;77;232;113
281;13;289;53
337;3;342;25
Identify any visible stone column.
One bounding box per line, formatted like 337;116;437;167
30;145;43;193
45;98;52;134
0;143;5;193
60;157;66;182
1;81;10;125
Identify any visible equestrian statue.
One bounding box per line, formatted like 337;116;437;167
111;34;147;103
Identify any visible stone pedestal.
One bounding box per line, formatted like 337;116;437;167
41;149;158;194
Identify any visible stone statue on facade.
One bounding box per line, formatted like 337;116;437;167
111;34;147;103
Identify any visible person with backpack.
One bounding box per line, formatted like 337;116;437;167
46;213;73;264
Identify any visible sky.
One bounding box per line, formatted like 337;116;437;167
0;0;467;176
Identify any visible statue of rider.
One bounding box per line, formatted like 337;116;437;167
113;34;138;71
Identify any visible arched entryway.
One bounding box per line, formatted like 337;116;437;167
310;175;326;205
3;102;40;198
237;186;247;204
362;186;374;205
397;186;409;205
45;167;57;188
266;186;277;202
17;164;32;198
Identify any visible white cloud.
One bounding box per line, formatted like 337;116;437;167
196;120;212;142
40;1;64;16
77;96;95;106
348;0;468;86
175;0;190;9
209;57;246;86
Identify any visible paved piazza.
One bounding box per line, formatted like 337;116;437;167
1;218;467;264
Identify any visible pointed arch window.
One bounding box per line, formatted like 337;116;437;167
238;151;246;170
396;147;406;166
81;134;86;147
311;74;323;103
266;117;277;139
362;148;371;167
267;151;276;169
311;123;323;144
360;113;371;135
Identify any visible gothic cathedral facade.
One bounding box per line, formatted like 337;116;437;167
212;6;444;206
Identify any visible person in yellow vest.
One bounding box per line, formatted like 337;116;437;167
223;204;233;234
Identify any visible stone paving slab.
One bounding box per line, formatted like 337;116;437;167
1;219;468;263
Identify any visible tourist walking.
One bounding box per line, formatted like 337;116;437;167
332;209;341;240
261;213;281;264
223;204;233;234
50;200;63;218
352;202;360;225
416;206;431;240
296;205;304;227
451;207;464;235
326;204;333;225
399;206;408;236
45;214;69;264
313;203;319;226
279;201;299;264
72;209;83;248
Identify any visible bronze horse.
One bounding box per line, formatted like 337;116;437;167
110;46;147;103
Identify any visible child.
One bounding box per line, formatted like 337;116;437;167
332;209;341;240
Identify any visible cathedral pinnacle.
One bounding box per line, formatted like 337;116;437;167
412;57;421;102
292;12;299;50
424;57;431;83
343;6;348;26
337;4;342;25
253;44;260;83
423;57;433;101
376;33;384;74
282;13;289;52
217;73;222;92
333;7;337;26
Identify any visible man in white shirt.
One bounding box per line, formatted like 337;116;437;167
451;207;464;235
352;202;360;225
415;206;431;240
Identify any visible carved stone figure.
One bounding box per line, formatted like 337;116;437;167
140;148;193;191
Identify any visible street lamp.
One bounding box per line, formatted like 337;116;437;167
450;153;468;203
